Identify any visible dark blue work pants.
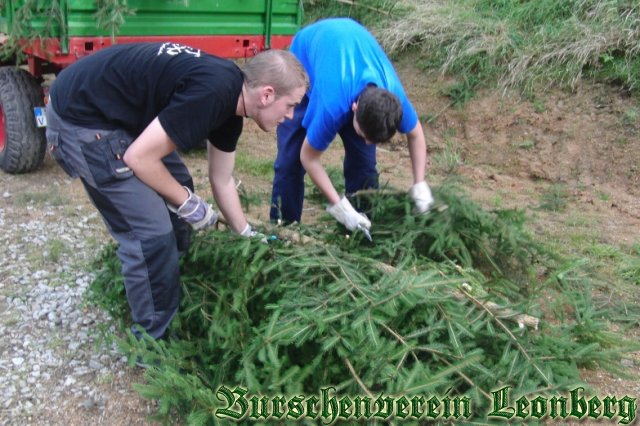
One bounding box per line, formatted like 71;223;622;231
46;103;192;340
270;95;379;223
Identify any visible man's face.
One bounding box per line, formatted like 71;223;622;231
254;86;306;132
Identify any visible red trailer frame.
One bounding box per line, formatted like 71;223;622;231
22;34;294;76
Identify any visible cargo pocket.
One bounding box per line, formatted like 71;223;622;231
46;130;77;178
81;130;134;186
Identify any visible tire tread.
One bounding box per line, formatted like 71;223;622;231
0;66;46;174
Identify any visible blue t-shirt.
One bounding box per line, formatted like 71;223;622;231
291;18;418;151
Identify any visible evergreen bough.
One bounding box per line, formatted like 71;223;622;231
89;184;637;424
0;0;135;62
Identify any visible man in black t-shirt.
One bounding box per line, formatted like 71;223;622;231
46;42;308;341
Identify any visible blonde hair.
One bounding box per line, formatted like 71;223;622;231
242;49;308;97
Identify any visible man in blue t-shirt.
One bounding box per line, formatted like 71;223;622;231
270;18;434;233
46;42;307;341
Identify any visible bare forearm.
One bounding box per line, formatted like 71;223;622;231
122;117;189;206
129;162;187;205
211;178;246;233
207;144;247;233
407;123;427;184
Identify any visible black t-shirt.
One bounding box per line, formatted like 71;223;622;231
51;42;243;152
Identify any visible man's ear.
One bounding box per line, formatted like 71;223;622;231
351;102;358;113
260;86;276;106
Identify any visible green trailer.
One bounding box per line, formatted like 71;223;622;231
0;0;303;173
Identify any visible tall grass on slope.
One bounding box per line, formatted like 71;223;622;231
302;0;401;26
376;0;640;96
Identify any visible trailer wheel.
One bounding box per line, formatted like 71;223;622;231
0;67;46;174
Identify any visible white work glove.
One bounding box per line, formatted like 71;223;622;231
326;196;372;232
409;181;434;214
168;186;218;231
239;223;268;243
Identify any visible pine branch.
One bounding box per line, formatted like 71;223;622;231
86;186;636;424
222;214;542;330
94;0;136;40
460;287;551;386
343;357;375;399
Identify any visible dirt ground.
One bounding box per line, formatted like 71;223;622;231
3;60;639;425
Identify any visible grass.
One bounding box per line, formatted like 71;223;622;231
234;151;274;179
2;315;19;327
306;166;345;204
539;236;640;310
48;336;66;350
302;0;402;26
538;184;571;212
623;107;638;125
96;372;114;385
585;242;623;260
618;244;640;286
237;186;265;211
514;139;535;150
531;98;547;113
432;139;463;174
535;211;640;301
14;190;69;207
44;238;67;263
440;76;478;106
374;0;640;101
579;243;640;288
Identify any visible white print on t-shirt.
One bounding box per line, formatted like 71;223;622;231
157;42;201;58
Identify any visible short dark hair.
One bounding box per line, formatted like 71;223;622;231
355;86;402;143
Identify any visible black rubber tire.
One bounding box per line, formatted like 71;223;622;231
0;66;46;174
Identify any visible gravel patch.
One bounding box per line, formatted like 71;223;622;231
0;175;138;425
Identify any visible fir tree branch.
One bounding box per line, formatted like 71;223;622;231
438;357;493;401
343;357;375;399
378;321;420;370
88;183;638;424
238;214;542;330
373;261;541;329
324;249;366;303
376;291;492;400
460;288;551;386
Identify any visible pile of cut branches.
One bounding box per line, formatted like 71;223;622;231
89;184;636;424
